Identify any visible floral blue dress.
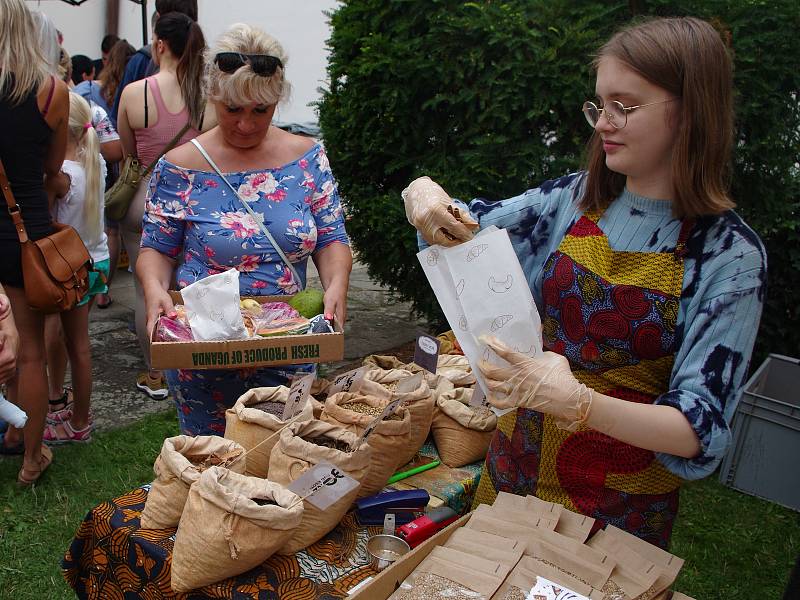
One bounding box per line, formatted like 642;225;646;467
141;143;349;435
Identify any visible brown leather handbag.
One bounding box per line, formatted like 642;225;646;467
0;157;92;313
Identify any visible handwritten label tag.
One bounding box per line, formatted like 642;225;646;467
526;577;591;600
352;396;405;450
287;462;360;510
395;372;424;394
282;373;314;420
413;334;440;374
328;366;367;395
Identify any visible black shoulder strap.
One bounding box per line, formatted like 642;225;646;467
144;78;149;129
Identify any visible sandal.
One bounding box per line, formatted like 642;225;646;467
47;388;74;424
17;445;53;487
43;419;93;444
96;293;113;309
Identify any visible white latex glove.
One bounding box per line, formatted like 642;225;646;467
401;176;479;247
478;335;593;432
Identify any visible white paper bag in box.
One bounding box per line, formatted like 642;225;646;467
181;268;249;341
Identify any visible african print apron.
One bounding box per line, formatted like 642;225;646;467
472;210;693;549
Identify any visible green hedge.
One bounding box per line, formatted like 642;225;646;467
318;0;800;363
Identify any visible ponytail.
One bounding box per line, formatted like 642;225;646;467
67;94;103;243
155;12;206;129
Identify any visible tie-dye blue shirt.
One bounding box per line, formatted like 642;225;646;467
456;172;766;481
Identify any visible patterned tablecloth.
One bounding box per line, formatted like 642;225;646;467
62;447;484;599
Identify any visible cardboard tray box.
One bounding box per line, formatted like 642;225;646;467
150;293;344;370
348;513;472;599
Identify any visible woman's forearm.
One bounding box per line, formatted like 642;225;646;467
586;392;701;459
137;247;175;294
313;242;352;290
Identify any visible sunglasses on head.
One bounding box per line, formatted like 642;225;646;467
214;52;283;77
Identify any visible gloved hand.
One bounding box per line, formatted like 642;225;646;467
478;335;593;432
401;176;479;247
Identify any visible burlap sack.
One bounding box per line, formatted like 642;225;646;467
320;392;412;497
400;354;476;389
140;435;245;530
362;354;406;370
431;387;496;467
359;374;435;467
223;386;314;478
268;420;372;554
170;467;303;592
364;367;414;389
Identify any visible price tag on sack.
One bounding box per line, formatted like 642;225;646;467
328;366;367;395
351;396;405;450
413;334;440;374
287;462;360;510
282;373;314;421
395;372;423;394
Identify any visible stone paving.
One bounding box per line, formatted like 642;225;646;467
85;260;427;432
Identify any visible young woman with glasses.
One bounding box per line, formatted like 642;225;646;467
404;17;766;548
136;24;352;436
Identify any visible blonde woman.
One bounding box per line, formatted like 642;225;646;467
138;24;352;435
42;94;110;444
0;0;69;484
118;11;216;400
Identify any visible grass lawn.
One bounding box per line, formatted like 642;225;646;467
1;410;798;599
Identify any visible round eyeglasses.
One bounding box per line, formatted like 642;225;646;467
582;98;676;130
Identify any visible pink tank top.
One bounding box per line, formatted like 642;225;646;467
135;77;200;167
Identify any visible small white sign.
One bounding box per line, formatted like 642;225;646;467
352;396;405;450
526;577;591;600
328;366;367;395
282;373;315;420
286;462;360;510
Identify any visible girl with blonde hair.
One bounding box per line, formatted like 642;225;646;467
42;93;110;444
0;0;69;484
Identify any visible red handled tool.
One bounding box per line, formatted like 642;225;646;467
396;506;459;548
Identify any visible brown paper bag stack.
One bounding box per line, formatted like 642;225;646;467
389;546;512;600
223;386;314;478
140;435;245;530
431;387;497;467
268;419;371;554
320;391;412;497
359;373;435;467
170;467;303;592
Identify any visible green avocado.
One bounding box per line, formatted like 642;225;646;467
288;288;325;319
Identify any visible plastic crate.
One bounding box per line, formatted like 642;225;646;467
719;354;800;511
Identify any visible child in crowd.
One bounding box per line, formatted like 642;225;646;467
43;93;110;443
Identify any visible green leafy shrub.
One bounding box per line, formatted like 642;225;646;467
318;0;800;361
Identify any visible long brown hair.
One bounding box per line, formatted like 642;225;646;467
581;17;735;218
100;39;135;106
154;12;206;129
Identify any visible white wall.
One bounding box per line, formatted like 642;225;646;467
26;0;339;124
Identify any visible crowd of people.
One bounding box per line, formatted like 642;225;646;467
0;0;352;486
0;0;768;555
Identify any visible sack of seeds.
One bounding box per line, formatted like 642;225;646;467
401;354;476;389
390;546;508;600
363;354;406;370
431;387;497;467
140;435;245;530
224;386;314;478
443;528;524;568
364;367;414;388
320;392;412;497
268;420;371;554
359;374;435;468
170;467;303;592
